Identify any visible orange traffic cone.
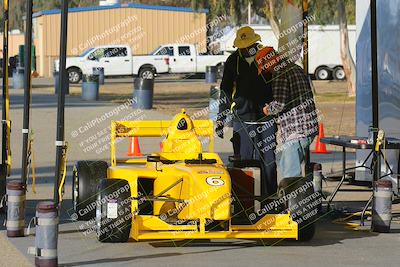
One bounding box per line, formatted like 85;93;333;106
127;137;143;156
313;123;330;154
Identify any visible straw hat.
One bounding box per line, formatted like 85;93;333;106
233;26;261;49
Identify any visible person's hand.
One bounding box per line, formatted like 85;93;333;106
263;104;270;116
215;121;224;139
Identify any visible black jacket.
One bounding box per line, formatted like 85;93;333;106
219;50;273;122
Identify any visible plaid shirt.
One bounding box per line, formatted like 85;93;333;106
269;64;319;143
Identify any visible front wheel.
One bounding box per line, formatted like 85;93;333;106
72;161;108;221
139;67;155;80
278;177;320;241
96;179;132;243
68;67;82;84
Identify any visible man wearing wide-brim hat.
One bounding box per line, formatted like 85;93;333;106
216;26;277;196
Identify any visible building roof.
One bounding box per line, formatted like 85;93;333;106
33;3;208;18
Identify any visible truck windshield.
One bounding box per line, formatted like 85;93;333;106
150;46;161;55
80;48;94;57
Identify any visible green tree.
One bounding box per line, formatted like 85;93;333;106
263;0;356;95
192;0;241;23
191;0;355;25
191;0;356;96
136;0;191;7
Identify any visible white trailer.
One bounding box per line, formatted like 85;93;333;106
217;25;356;80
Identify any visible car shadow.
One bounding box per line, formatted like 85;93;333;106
58;213;385;267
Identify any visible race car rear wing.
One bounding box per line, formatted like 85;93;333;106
111;120;214;165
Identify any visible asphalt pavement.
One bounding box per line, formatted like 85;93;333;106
0;79;399;267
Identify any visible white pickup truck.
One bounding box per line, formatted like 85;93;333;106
150;44;228;78
58;45;169;83
58;44;228;83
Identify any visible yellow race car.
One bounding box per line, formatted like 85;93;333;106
72;110;318;242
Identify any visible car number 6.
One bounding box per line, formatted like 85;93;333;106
206;176;224;186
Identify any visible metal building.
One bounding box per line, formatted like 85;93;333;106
0;33;24;57
32;3;208;77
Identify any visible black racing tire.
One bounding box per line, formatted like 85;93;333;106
72;161;108;221
139;67;155;80
96;179;132;243
278;177;319;241
67;67;82;84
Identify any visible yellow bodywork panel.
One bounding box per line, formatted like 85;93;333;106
130;214;297;241
106;110;298;241
108;162;231;222
111;111;214;166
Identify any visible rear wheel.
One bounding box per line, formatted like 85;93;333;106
333;66;346;80
217;63;224;79
96;179;132;243
68;67;82;84
278;177;319;241
139;67;155;79
72;161;108;221
315;66;331;80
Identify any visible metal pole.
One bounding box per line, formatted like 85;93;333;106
302;0;309;75
370;0;382;232
303;0;311;173
370;0;380;182
20;0;33;185
53;0;69;204
1;0;10;200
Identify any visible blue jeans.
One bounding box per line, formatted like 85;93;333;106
279;137;314;178
232;121;277;195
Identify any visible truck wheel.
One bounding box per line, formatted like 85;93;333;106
72;161;108;221
68;67;82;83
217;63;224;79
333;66;346;80
278;177;319;241
96;179;132;243
139;67;155;79
314;66;331;80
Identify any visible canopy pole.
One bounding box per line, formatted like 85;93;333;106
1;0;10;200
20;0;33;185
370;0;380;183
303;0;311;173
53;0;69;205
302;0;309;75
